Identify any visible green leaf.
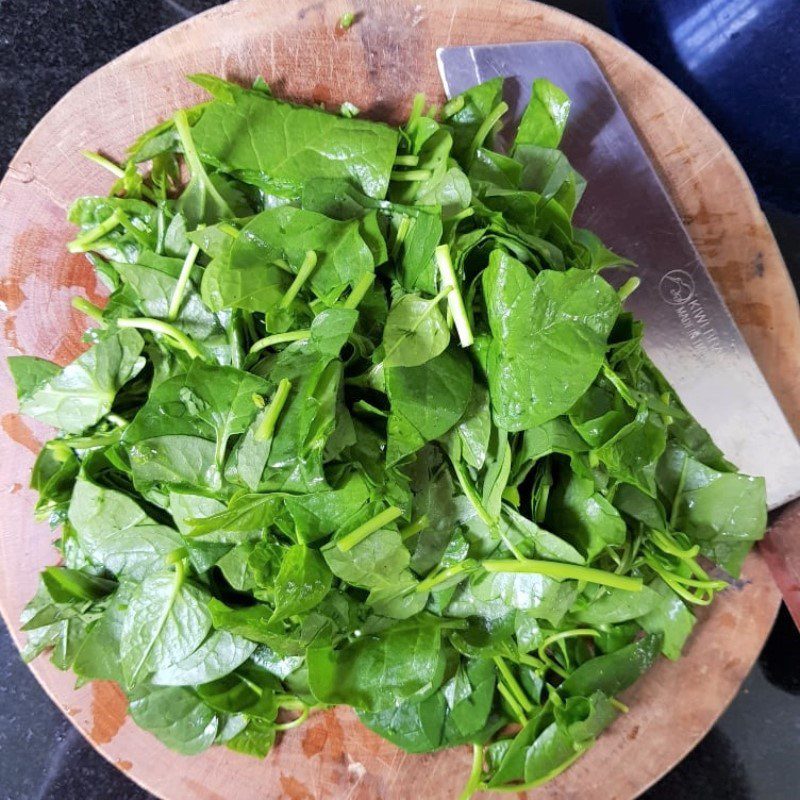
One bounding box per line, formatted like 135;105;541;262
638;579;696;660
223;206;378;311
270;545;332;623
41;567;116;603
307;617;447;711
16;329;145;434
386;348;473;464
68;478;182;580
120;568;212;686
657;446;766;575
190;82;399;198
514;78;570;150
152;630;257;686
382;293;450;368
560;633;663;697
129;685;219;755
482;252;619;431
7;356;60;399
123;361;268;492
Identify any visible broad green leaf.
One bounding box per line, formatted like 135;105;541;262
68;478;182;580
120;569;212;686
129;685;218;755
482;252;619;431
382;293;450;368
16;329;144;434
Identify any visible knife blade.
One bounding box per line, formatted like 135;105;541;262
437;41;800;512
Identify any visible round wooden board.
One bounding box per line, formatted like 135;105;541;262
0;1;796;798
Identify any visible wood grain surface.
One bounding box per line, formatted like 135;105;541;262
0;1;796;798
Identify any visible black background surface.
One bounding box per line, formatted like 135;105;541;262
1;1;798;798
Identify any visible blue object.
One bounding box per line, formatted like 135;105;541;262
608;0;800;211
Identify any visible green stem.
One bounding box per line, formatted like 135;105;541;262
280;250;317;309
482;559;643;592
442;95;465;118
174;109;233;215
255;379;292;442
167;242;200;320
390;169;432;182
82;151;156;201
517;653;547;671
249;329;310;355
399;515;429;541
447;206;475;223
618;276;640;302
68;209;122;252
458;744;485;800
497;683;528;726
493;656;533;713
81;150;125;178
537;629;601;677
416;561;474;593
106;413;128;428
469;101;508;160
601;361;637;408
394;154;419;167
407;93;426;128
115;209;151;249
173;109;204;176
391;216;412;258
435;244;473;347
344;273;375;310
71;296;104;322
451;460;493;529
274;699;309;731
651;529;699;560
338;11;355;29
337;506;403;552
229;310;244;369
117;317;204;360
670;455;689;529
451;461;524;561
497;529;527;562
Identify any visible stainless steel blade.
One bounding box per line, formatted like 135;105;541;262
438;41;800;510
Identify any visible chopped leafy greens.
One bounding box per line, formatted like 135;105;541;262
11;74;766;797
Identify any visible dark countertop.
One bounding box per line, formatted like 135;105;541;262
1;2;798;799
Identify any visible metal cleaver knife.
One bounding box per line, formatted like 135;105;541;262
438;42;800;614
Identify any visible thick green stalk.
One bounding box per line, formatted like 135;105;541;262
469;101;509;160
344;273;375;310
337;506;403;552
249;329;310;355
116;317;204;360
255;379;292;442
482;559;643;592
280;250;317;309
167;242;200;320
435;244;473;347
71;296;104;322
399;515;429;541
67;209;122;252
457;744;485;800
390;169;432;182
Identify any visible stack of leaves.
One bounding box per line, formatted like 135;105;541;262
9;74;767;795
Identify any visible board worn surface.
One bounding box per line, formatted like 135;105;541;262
0;1;797;798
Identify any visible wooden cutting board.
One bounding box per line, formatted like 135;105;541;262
0;1;797;798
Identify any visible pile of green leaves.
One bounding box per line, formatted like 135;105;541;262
9;74;766;794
